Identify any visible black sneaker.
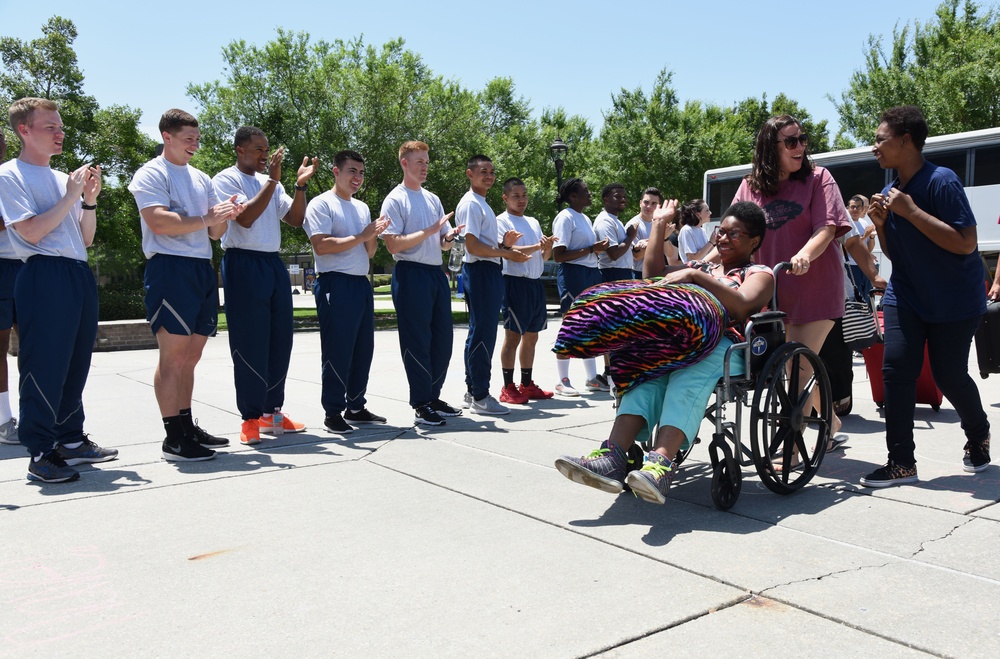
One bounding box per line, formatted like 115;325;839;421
344;408;387;424
963;434;991;473
27;451;80;483
860;461;918;488
596;372;610;389
192;421;229;448
429;399;462;417
55;436;119;465
162;435;216;462
414;405;445;426
324;412;354;434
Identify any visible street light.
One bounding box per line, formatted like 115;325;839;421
550;137;568;210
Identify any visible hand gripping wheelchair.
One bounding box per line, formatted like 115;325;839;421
638;263;834;510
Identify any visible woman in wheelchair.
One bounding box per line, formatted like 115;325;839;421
555;201;774;504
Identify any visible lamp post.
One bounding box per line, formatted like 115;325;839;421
550;137;568;211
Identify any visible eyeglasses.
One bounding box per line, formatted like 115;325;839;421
716;228;751;241
776;134;808;149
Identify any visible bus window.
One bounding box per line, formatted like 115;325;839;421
824;160;888;203
924;148;967;182
973;146;1000;186
706;178;743;218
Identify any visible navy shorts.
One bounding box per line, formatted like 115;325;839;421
557;263;601;314
503;275;547;334
0;258;22;330
600;267;634;283
144;254;219;336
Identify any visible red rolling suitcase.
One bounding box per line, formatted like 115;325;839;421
861;294;943;411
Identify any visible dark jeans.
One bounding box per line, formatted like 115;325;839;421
882;304;989;466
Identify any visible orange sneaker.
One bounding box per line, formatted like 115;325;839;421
519;381;554;400
240;419;261;445
258;413;306;434
499;382;530;405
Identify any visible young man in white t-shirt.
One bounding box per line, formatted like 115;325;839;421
0;97;116;482
212;126;317;445
128;109;241;462
496;177;555;404
304;149;389;433
0;129;22;446
380;141;462;426
456;155;530;415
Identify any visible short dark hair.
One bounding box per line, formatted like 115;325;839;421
334;149;365;169
880;105;928;151
503;177;525;194
850;194;868;206
234;126;266;150
601;182;625;199
641;187;663;203
467;154;492;170
721;201;767;253
557;177;586;205
679;199;708;227
159;109;198;135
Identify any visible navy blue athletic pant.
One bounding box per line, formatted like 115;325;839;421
462;260;503;400
314;271;373;415
221;249;293;420
15;256;98;457
391;261;452;408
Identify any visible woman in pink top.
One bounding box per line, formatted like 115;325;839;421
733;115;850;434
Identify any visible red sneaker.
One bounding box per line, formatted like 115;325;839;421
519;381;553;400
499;383;530;405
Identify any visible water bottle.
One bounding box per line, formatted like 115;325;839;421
272;406;284;436
448;234;466;273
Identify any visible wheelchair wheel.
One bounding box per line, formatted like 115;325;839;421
750;342;832;495
711;459;742;510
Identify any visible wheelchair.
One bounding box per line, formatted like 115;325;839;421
637;263;833;511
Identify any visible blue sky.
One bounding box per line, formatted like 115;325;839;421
1;0;952;144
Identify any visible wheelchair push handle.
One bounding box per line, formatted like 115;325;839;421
772;262;793;310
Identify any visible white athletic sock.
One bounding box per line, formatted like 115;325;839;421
0;392;12;423
556;358;570;381
584;358;598;380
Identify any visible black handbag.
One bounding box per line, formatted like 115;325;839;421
842;262;878;350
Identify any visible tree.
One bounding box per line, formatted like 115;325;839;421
1;16;155;278
832;0;1000;144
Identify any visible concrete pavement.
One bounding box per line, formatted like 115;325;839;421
1;319;999;657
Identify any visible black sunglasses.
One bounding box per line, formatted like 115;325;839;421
776;134;809;149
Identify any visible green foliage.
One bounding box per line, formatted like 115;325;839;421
97;281;146;321
833;0;1000;144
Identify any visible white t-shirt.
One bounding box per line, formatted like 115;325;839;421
552;208;598;267
380;184;449;266
497;211;544;279
626;214;652;272
304;190;372;276
128;156;218;260
0;160;89;262
212;166;293;253
593;209;632;270
677;224;709;263
845;215;875;266
456;190;500;265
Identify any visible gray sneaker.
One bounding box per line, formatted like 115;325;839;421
555;440;628;494
0;418;18;445
625;452;675;504
471;395;509;416
55;437;119;465
462;392;473;409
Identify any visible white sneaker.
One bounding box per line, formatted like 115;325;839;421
471;395;509;415
555;378;580;397
585;377;610;392
462;391;473;409
0;418;18;444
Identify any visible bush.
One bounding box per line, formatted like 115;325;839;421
372;274;391;288
98;283;146;321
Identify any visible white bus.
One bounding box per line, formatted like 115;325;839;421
703;127;1000;277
